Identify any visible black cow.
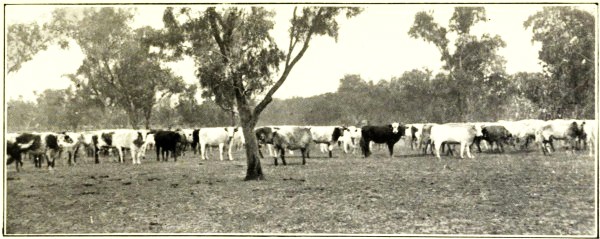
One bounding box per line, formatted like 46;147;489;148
154;130;182;162
6;136;37;172
479;125;513;153
360;123;407;158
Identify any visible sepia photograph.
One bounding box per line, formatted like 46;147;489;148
3;1;598;236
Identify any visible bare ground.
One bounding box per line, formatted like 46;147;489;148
4;143;596;235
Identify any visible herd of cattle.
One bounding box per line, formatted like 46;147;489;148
5;119;597;172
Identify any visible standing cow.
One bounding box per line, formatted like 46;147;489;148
360;122;407;158
430;123;482;159
271;126;313;165
536;120;584;155
199;127;237;161
153;130;182;162
100;129;146;164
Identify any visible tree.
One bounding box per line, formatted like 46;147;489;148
158;6;362;180
524;7;595;118
45;8;186;129
6;97;38;132
409;7;507;122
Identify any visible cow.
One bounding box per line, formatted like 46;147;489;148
231;127;246;151
430;123;482;159
6;136;36;172
255;126;276;158
198;127;237;161
360;123;407;158
478;125;513;153
536;120;585;155
340;126;361;155
176;129;189;156
100;129;146;164
580;120;596;156
498;119;545;150
405;123;425;150
419;124;437;155
271;126;313;165
308;126;344;158
153;130;182;162
11;132;71;170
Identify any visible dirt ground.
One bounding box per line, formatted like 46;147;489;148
4;143;596;235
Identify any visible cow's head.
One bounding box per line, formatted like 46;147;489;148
473;124;484;137
224;127;237;141
390;122;400;134
97;132;114;148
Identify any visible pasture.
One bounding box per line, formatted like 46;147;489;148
4;142;596;235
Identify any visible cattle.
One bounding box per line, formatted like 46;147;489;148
580;120;596;156
498;119;545;150
176;129;189;156
419;124;437;155
340;126;361;155
6;136;36;172
360;123;407;158
231;127;246;151
536;120;585;155
255;126;276;158
405;123;425;150
478;125;513;153
153;130;182;162
430;123;482;159
308;126;344;158
10;132;72;170
271;126;312;165
198;127;237;161
102;129;146;164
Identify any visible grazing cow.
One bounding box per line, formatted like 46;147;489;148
430;123;482;159
153;130;182;162
105;129;146;164
13;132;70;170
499;119;545;150
536;120;585;155
309;126;344;158
255;126;276;158
271;126;313;165
360;123;407;158
478;125;513;153
199;127;237;161
176;129;189;156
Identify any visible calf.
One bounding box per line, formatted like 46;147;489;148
271;126;312;165
430;123;482;159
360;123;407;158
154;130;182;162
309;126;344;158
199;127;237;161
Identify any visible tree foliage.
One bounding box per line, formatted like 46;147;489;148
524;7;595;118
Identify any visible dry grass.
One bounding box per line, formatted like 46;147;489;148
4;143;596;235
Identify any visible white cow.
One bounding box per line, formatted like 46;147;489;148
430;123;482;159
535;119;584;155
231;127;245;151
199;127;237;161
98;129;146;164
340;126;361;154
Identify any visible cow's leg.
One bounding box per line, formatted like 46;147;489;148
174;147;178;162
130;148;137;165
301;148;307;165
280;148;287;166
465;142;474;159
228;141;234;161
156;146;160;162
459;142;466;159
498;141;504;153
258;144;265;158
589;138;594;157
434;141;443;159
387;143;394;158
328;143;333;158
201;144;208;160
219;143;225;161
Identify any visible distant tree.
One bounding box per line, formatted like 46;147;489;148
158;6;362;180
409;7;507;122
6;97;38;132
23;7;187;129
524;7;595;118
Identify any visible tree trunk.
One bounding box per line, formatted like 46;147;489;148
237;102;264;181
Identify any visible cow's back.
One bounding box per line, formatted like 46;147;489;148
430;124;477;143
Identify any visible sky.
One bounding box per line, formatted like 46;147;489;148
4;4;596;102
